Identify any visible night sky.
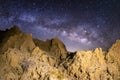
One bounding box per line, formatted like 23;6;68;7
0;0;120;51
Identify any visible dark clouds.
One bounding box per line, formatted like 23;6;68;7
0;0;120;51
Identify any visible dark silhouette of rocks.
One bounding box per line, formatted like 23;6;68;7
0;26;120;80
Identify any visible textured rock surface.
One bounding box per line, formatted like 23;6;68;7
63;48;111;80
33;38;68;59
106;40;120;80
0;26;120;80
0;26;35;54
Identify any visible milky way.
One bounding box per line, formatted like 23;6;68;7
0;0;120;51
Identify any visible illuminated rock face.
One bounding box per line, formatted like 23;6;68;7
106;40;120;80
33;38;68;59
0;26;120;80
61;48;111;80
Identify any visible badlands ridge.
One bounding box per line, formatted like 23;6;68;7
0;26;120;80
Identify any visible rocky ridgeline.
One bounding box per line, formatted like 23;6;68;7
0;26;120;80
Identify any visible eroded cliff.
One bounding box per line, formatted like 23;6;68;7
0;26;119;80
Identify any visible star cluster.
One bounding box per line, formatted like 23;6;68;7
0;0;120;51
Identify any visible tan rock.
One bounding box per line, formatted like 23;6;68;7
0;26;120;80
66;48;110;80
33;38;68;59
106;40;120;80
0;26;35;53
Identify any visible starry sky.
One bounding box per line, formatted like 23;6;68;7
0;0;120;51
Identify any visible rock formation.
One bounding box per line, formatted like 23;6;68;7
106;40;120;80
0;26;35;54
33;38;68;59
0;26;120;80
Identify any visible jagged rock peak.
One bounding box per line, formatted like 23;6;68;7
5;25;22;35
0;26;35;53
0;25;22;44
0;26;120;80
33;37;68;59
108;40;120;51
105;40;120;80
9;25;21;31
107;40;120;64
